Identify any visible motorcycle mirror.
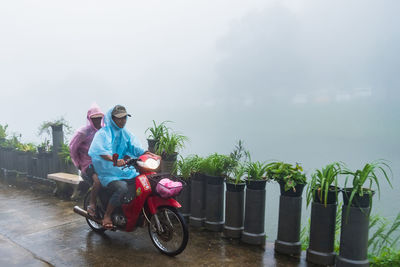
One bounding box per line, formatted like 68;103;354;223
112;153;119;166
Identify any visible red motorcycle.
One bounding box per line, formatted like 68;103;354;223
73;153;188;256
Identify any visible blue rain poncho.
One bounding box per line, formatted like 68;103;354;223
88;108;145;187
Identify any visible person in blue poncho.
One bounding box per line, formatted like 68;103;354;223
88;105;148;229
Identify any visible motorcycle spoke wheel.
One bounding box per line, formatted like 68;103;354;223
83;190;106;233
148;207;188;256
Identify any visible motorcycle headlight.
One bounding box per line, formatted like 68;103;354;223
138;158;160;170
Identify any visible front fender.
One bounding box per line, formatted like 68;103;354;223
147;196;181;214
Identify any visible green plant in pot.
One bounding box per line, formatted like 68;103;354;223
198;153;236;178
38;117;72;154
174;155;202;180
266;161;307;196
241;159;269;244
199;153;236;232
306;162;344;207
342;160;393;210
38;117;72;136
174;155;202;221
156;131;188;160
336;161;393;266
226;164;246;184
245;161;268;181
145;120;170;153
226;139;249;185
156;131;188;173
224;141;249;238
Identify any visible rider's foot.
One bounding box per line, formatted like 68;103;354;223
87;205;96;217
102;216;114;229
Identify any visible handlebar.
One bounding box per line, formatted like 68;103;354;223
112;153;137;168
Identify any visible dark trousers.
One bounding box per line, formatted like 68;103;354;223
107;180;129;207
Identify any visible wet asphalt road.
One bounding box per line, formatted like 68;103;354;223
0;180;312;267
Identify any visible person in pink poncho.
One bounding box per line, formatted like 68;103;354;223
69;104;104;216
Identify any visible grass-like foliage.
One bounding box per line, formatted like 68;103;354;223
369;213;400;266
145;120;170;142
306;162;344;207
198;153;236;177
245;161;268;181
227;163;246;184
156;131;188;157
174;155;203;180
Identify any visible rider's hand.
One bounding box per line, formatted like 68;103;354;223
116;159;126;167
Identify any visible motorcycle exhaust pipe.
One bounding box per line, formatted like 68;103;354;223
73;206;103;225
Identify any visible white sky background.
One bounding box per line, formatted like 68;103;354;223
1;0;400;231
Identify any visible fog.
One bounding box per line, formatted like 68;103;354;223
1;0;399;238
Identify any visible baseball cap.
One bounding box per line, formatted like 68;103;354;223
90;113;103;118
111;105;132;118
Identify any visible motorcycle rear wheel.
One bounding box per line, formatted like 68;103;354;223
148;206;188;256
83;190;106;233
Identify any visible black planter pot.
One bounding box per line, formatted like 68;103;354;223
224;182;245;238
336;204;370;267
241;179;267;245
275;183;305;256
147;139;157;153
175;179;191;221
189;173;207;227
279;182;306;197
204;174;225;232
160;152;178;174
342;188;374;208
306;200;338;265
313;187;339;205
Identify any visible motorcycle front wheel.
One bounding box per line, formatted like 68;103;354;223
148;206;188;256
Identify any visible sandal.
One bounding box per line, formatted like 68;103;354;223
87;205;96;217
102;219;114;230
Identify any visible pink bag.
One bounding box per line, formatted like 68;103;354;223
156;178;183;198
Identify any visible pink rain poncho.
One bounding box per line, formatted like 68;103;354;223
69;104;104;173
88;107;145;187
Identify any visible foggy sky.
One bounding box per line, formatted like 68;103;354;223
0;0;399;153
